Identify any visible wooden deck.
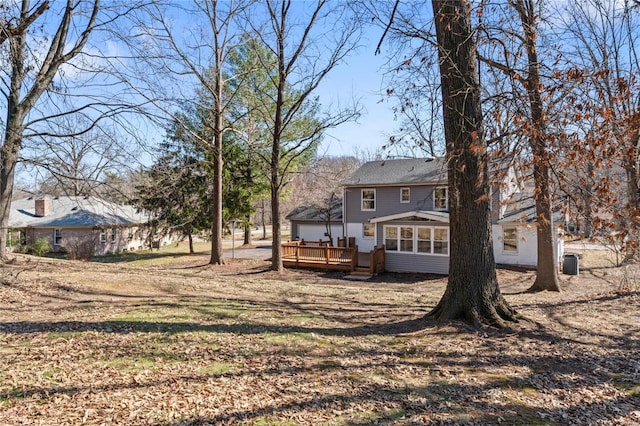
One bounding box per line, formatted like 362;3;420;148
282;241;385;276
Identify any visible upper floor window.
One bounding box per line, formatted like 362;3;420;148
361;189;376;211
434;187;448;210
400;187;410;203
53;229;62;246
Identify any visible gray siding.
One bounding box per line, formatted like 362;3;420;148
344;185;444;223
375;221;449;274
290;219;342;242
384;252;449;274
290;221;300;241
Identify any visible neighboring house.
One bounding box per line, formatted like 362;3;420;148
8;196;161;256
288;157;564;274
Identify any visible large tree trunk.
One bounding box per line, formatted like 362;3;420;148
209;133;225;265
428;0;517;327
529;158;561;291
0;139;20;260
513;0;561;292
209;62;225;265
0;12;27;261
270;181;282;271
622;128;640;262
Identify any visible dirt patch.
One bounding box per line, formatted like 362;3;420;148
0;253;638;425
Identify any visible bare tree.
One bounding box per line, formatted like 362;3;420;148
1;0;100;259
428;0;518;326
22;117;136;197
250;0;362;271
474;0;561;292
284;156;360;243
118;0;255;265
559;0;640;260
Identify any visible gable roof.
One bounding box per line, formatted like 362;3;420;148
369;210;449;224
497;192;564;224
9;196;148;228
286;197;342;222
341;157;447;187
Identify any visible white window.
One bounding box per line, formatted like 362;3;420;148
434;187;448;210
384;226;398;251
53;229;62;246
383;225;449;256
111;228;117;242
100;229;107;243
400;226;413;252
433;227;449;255
361;189;376;211
417;226;432;254
363;223;375;239
400;187;410;203
503;226;518;253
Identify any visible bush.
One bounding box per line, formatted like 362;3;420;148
63;238;95;261
24;238;51;256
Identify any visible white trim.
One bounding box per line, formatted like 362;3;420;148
361;188;376;211
370;210;449;224
383;224;449;256
502;225;518;254
53;228;62;246
400;187;410;203
362;223;375;239
434;187;448;210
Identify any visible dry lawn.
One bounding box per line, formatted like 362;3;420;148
0;245;639;425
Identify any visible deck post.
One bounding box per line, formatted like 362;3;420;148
325;245;330;264
369;247;374;275
351;247;357;272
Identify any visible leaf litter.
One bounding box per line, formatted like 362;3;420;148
0;254;638;425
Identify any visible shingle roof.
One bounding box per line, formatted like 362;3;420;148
498;192;564;224
9;196;149;228
286;198;342;222
341;158;447;186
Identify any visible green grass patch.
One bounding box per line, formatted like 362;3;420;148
104;355;157;372
262;332;320;346
45;331;82;341
192;301;253;319
341;407;407;425
197;362;240;376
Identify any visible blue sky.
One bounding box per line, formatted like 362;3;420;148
317;46;397;158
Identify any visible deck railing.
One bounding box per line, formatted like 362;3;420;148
369;245;386;275
282;241;358;271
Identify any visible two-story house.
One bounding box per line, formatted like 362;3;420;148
288;157;564;274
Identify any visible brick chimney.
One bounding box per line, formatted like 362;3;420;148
35;198;51;217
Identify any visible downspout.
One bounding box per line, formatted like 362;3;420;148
342;186;347;240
